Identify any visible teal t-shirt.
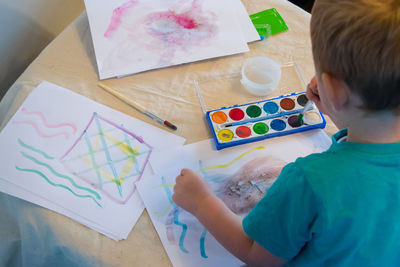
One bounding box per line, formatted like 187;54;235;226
243;129;400;266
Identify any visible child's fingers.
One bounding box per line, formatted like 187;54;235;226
172;190;180;203
180;168;188;176
307;76;318;94
306;88;319;102
306;77;320;102
175;168;197;188
309;76;318;91
306;76;328;114
180;168;195;177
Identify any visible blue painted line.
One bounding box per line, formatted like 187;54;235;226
84;130;103;188
173;209;189;254
198;160;225;184
94;114;122;197
16;166;102;207
17;138;55;160
200;228;208;258
161;176;189;253
161;176;175;206
198;160;205;175
123;130;140;174
21;151;101;200
199;160;211;182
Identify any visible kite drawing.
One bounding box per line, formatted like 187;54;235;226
61;112;152;204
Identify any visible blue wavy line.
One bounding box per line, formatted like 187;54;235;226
20;151;101;200
200;228;208;258
16;166;102;207
17;138;54;160
161;176;188;253
173;209;189;253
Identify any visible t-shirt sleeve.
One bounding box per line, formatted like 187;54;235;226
242;162;321;260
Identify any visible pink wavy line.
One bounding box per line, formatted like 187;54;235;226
21;108;77;134
12;121;69;139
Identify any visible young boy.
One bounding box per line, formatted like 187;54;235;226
172;0;400;265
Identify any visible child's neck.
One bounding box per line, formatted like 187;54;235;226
346;111;400;144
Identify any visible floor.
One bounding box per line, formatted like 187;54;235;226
289;0;315;12
0;0;84;102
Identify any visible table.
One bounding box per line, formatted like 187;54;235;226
0;0;337;266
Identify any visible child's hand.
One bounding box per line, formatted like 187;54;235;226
172;168;215;216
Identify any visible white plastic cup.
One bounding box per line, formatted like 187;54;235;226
240;57;281;96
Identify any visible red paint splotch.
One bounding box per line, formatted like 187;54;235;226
103;0;217;49
166;11;197;29
144;0;217;47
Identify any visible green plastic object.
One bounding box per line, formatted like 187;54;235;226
250;8;289;39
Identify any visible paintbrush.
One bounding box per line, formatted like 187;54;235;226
98;83;177;131
297;100;314;124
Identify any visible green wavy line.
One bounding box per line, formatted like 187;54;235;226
20;151;101;200
16;166;102;207
18;138;54;160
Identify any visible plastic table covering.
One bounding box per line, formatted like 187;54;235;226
0;0;337;266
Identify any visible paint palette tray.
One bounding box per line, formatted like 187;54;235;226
195;61;325;149
206;92;326;150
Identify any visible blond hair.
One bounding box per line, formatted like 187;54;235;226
310;0;400;110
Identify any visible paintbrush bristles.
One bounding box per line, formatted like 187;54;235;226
301;100;314;115
297;100;314;124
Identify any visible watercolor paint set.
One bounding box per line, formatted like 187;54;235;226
206;92;326;150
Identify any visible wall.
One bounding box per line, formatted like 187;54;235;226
0;0;85;100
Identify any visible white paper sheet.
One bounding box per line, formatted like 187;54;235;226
0;178;122;241
0;81;185;240
84;0;250;79
137;131;331;266
235;0;260;43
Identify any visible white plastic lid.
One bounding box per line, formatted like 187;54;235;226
240;57;282;96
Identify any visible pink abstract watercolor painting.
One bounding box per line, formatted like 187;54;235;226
84;0;249;79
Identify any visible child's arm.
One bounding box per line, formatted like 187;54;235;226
172;169;288;266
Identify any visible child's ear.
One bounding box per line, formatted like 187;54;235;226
321;73;350;111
